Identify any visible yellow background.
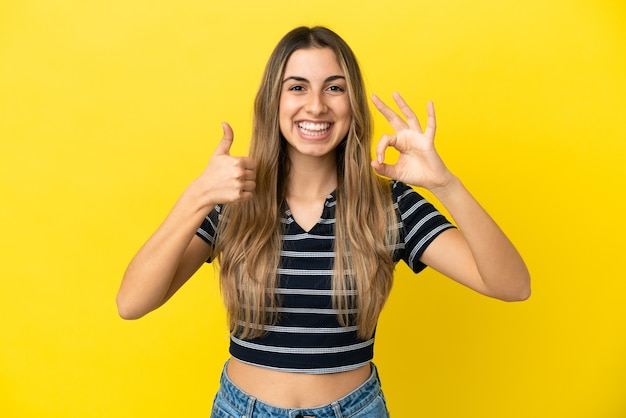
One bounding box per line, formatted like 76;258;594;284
1;0;625;417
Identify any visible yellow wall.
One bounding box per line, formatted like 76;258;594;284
1;0;625;417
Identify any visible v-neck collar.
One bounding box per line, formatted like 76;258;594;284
283;190;336;234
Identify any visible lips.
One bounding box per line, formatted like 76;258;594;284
297;121;332;136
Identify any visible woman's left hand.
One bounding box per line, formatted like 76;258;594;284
371;92;453;191
372;93;531;302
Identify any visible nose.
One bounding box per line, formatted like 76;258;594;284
304;91;327;116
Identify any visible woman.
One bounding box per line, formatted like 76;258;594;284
117;26;530;417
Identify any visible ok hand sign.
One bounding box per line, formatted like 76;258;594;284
371;92;453;191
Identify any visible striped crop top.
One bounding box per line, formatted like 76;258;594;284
196;181;455;374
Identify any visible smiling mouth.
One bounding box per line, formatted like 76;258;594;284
297;121;332;136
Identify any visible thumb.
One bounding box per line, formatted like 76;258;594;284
371;160;395;179
213;122;234;155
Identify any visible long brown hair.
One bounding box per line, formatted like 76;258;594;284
215;26;398;339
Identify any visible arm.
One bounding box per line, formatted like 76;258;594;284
371;93;530;301
116;123;257;319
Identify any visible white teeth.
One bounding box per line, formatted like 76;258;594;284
297;122;331;135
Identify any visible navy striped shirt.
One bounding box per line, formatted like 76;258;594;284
196;181;455;374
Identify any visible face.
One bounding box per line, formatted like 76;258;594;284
278;47;352;161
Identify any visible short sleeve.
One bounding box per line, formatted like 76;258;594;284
391;181;456;273
195;204;222;262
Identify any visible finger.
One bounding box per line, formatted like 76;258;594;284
213;122;234;156
370;160;396;180
238;180;256;201
374;134;396;164
425;101;436;138
393;92;422;133
239;166;256;183
241;156;257;171
371;94;408;132
242;179;256;193
239;190;254;202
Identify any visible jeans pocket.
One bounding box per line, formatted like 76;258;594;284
377;389;389;410
210;392;240;418
347;392;390;418
376;391;390;418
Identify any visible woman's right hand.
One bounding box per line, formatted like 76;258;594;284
116;122;255;320
192;122;256;207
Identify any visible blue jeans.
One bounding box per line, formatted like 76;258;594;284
210;361;390;418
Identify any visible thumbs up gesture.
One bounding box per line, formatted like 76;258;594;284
194;122;257;205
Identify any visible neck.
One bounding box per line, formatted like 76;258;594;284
286;152;338;199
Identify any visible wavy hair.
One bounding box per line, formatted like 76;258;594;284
215;26;398;339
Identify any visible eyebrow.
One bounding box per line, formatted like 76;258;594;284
282;75;346;83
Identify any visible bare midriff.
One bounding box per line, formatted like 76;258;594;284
226;357;371;408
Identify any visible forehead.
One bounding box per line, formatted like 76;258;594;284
283;47;344;77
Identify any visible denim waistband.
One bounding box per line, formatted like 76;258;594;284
216;361;383;418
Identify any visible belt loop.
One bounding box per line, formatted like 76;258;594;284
331;401;343;418
244;396;256;418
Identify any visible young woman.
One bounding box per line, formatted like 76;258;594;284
117;26;530;418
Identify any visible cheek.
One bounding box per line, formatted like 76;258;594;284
339;100;352;122
278;114;293;139
339;119;351;138
339;105;352;130
277;107;292;137
278;97;295;120
277;101;288;121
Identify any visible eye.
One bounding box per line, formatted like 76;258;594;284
288;85;306;92
327;85;346;94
